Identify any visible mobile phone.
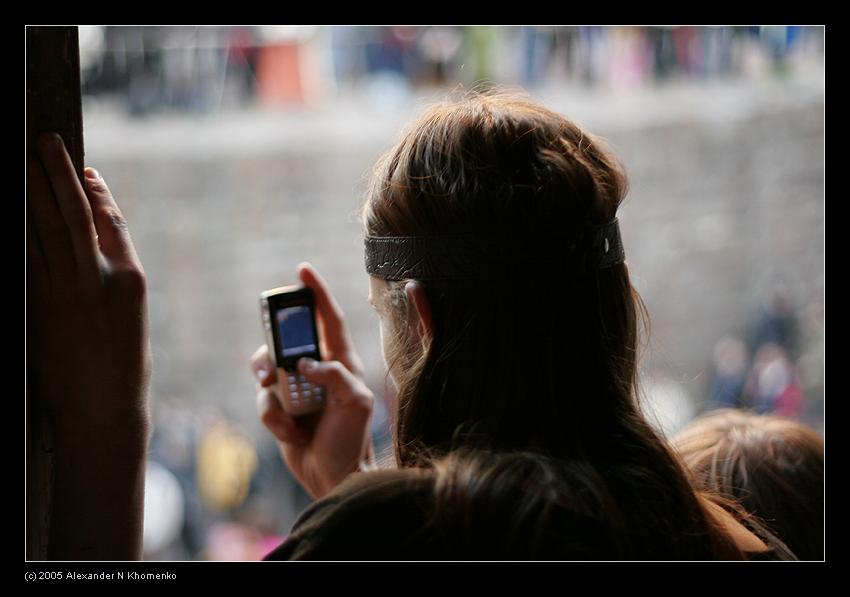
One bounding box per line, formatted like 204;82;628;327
260;285;325;416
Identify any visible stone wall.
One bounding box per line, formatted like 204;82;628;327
83;79;824;439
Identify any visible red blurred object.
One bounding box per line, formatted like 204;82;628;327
256;43;305;105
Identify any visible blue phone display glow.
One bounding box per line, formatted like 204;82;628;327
276;305;317;359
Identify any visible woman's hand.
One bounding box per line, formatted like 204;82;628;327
251;263;375;500
27;133;151;437
27;132;151;560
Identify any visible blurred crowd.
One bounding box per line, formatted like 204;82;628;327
143;400;300;560
705;289;824;433
77;25;824;116
143;392;393;560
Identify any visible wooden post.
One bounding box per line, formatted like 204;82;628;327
26;26;85;178
26;25;85;561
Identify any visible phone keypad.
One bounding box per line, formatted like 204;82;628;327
287;373;325;405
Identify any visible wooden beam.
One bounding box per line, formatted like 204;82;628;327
26;25;85;561
26;26;85;177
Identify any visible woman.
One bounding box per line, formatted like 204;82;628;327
250;91;791;560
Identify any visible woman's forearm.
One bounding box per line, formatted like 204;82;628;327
47;419;149;561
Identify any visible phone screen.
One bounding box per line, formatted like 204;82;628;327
276;305;318;361
261;286;325;413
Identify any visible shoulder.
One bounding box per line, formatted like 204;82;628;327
264;468;438;561
744;548;788;561
700;495;799;561
737;515;799;561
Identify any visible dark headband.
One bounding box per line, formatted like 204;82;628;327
364;218;625;281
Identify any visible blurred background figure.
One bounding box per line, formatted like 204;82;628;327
640;376;697;439
707;335;749;410
192;411;289;561
417;27;463;87
743;343;804;418
142;461;186;560
77;25;823;560
671;409;824;560
225;26;259;105
147;399;206;559
196;415;258;515
796;300;824;433
520;26;556;87
752;286;798;356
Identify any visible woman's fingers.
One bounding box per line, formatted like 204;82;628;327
296;359;373;410
36;133;100;283
27;156;77;289
250;344;278;388
256;387;310;445
82;168;142;270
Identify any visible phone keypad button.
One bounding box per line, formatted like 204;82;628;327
283;372;324;405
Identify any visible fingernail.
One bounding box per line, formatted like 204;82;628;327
298;358;317;372
257;368;269;382
85;167;101;180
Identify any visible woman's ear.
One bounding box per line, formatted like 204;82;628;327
404;281;433;342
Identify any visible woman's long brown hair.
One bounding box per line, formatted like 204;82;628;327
362;89;745;559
